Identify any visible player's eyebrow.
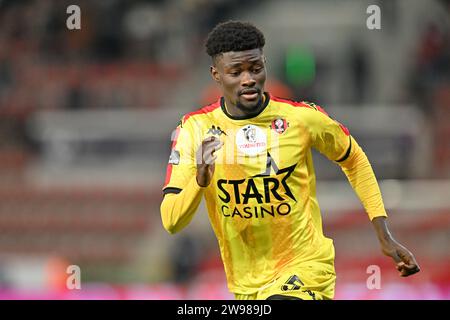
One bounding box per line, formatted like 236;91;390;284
224;59;263;68
224;62;243;68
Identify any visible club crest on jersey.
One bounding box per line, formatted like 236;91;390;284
271;118;288;134
236;125;267;156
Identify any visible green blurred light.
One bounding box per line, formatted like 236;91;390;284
285;47;316;86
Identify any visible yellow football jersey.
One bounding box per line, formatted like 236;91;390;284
163;93;353;295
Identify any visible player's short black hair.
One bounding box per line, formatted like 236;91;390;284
205;21;265;59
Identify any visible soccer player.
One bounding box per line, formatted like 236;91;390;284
160;21;420;300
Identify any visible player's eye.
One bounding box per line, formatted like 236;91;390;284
229;70;240;76
252;66;263;73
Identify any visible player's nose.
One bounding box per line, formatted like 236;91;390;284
241;71;256;87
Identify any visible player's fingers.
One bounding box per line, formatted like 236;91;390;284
400;267;420;277
398;250;420;270
204;141;223;155
198;138;214;157
214;141;224;153
397;262;407;276
410;266;420;275
204;154;217;165
198;139;224;164
203;149;213;162
402;263;420;273
204;136;216;143
200;143;221;157
397;262;420;277
203;146;218;162
204;139;223;148
203;145;218;157
405;255;419;269
204;136;224;149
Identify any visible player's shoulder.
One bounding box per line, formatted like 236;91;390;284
269;95;329;117
179;99;222;128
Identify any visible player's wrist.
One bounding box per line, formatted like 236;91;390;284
378;234;398;252
196;170;210;187
196;163;215;187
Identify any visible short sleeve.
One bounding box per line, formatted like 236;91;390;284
162;117;197;193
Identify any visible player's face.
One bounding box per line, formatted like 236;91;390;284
211;49;266;114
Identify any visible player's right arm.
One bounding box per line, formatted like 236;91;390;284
160;118;223;234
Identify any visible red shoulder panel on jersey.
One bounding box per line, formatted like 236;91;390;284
270;95;349;135
312;104;329;116
163;163;173;189
270;95;305;107
183;99;221;123
270;95;329;116
338;123;350;136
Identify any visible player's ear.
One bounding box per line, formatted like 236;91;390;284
210;65;221;84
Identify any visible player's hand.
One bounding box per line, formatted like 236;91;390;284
196;136;224;187
380;239;420;277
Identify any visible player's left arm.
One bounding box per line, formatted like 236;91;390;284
371;216;420;276
308;105;420;277
336;136;420;277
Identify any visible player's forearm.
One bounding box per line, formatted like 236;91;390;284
160;176;204;234
371;216;395;244
338;137;387;220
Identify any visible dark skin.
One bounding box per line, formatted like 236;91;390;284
210;48;267;117
372;216;420;276
196;48;420;278
197;48;266;187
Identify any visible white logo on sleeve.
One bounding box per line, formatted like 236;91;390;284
236;125;267;156
168;149;180;165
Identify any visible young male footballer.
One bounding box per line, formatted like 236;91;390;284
161;21;420;300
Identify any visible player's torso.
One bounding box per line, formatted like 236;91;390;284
190;99;313;229
186;97;335;291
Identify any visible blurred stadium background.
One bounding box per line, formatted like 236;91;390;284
0;0;449;299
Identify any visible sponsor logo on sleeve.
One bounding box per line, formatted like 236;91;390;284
168;149;180;165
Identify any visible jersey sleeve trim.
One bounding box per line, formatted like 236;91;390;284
336;136;352;162
163;187;182;195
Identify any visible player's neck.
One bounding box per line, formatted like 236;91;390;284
224;94;266;118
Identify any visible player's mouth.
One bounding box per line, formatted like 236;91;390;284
240;89;260;101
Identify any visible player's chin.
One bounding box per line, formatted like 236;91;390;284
238;95;261;111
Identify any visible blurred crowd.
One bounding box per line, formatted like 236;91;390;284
409;21;450;175
0;0;448;157
0;0;264;158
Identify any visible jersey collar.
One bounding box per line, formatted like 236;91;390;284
220;92;270;120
